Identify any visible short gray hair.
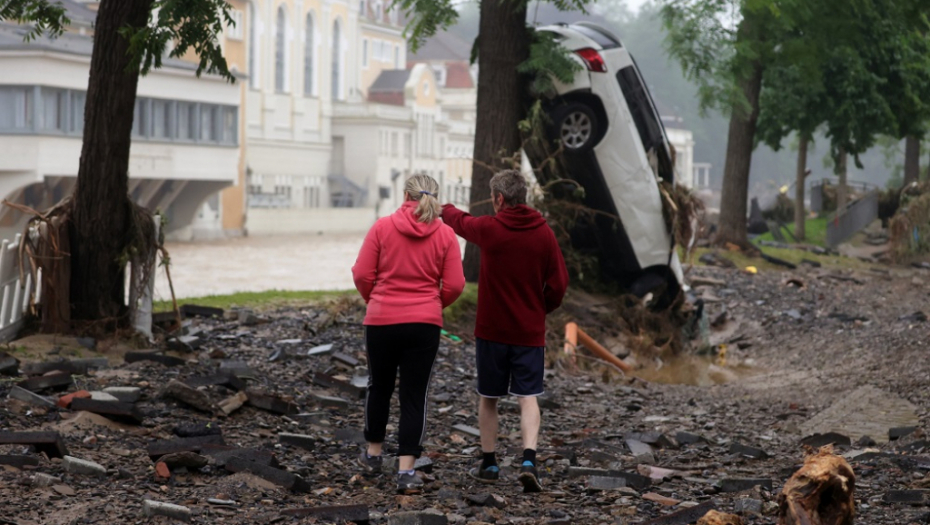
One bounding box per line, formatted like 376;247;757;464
489;169;527;206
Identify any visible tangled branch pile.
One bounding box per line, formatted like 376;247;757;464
889;181;930;261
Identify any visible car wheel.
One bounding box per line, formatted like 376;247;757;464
549;102;600;152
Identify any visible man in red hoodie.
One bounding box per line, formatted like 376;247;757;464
442;169;568;493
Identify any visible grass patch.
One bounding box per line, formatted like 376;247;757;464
755;217;829;247
154;289;354;313
443;283;478;326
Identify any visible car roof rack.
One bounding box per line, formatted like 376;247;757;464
572;21;623;48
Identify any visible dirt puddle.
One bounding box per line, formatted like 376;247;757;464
631;354;758;387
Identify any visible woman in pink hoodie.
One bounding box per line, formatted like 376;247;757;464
351;174;465;494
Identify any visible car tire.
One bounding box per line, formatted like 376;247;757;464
548;102;600;153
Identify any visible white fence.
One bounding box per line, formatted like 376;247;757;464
0;233;34;342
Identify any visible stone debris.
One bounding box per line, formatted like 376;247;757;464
163;379;218;414
143;499;191;522
9;385;57;408
697;510;744;525
62;455;107;477
0;431;69;458
388;509;449;525
281;504;369;522
69;398;144;424
124;350;186;367
218;391;249;415
17;371;73;392
101;386;142;403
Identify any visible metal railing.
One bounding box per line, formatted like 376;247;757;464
825;190;879;247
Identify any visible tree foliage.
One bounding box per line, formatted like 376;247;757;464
123;0;236;81
0;0;67;40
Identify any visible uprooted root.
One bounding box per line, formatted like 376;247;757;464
778;446;856;525
698;510;744;525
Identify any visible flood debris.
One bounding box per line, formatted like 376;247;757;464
777;447;855;525
697;510;744;525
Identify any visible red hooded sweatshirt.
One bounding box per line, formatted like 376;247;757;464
352;201;465;327
441;204;568;347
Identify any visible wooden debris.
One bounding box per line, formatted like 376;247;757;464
698;510;744;525
163;380;218;414
777;447;855;525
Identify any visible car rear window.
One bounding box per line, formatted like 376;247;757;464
573;24;622;50
616;65;675;183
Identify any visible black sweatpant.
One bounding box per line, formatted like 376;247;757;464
363;323;440;458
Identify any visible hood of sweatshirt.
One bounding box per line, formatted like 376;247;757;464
494;204;548;231
391;201;442;238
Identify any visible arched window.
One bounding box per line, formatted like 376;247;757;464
248;2;258;89
275;5;287;92
331;20;341;100
303;13;315;96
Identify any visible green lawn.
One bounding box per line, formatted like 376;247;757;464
755;216;829;247
153;289;354;313
442;282;478;325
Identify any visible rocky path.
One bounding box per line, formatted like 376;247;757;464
1;263;929;525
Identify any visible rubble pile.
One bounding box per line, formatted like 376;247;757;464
0;263;929;524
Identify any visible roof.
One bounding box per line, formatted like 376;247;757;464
444;62;474;89
368;69;412;93
0;22;199;73
60;0;98;26
408;30;471;62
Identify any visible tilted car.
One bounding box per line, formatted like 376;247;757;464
534;21;686;300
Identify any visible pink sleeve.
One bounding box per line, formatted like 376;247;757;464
351;223;380;303
439;231;465;308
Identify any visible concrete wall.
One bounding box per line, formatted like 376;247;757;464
247;206;375;234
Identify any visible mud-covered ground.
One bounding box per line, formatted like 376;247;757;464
1;262;929;525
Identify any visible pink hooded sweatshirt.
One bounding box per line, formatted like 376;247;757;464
352;201;465;327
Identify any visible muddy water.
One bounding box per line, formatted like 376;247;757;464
631;354;758;387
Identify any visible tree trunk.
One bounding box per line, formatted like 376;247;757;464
716;60;763;246
835;148;848;214
794;135;809;241
904;134;920;186
462;0;530;282
70;0;153;321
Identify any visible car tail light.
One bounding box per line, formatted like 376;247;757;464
575;48;607;73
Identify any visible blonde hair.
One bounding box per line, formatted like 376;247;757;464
404;174;441;223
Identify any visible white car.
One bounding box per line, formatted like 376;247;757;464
534;22;686;300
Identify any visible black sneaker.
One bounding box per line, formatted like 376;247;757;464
396;472;424;494
518;461;542;493
468;464;500;484
357;450;382;474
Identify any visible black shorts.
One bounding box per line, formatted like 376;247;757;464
475;338;545;398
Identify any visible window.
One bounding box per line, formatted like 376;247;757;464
432;65;446;87
222;107;237;144
69;91;84;133
423;81;430;96
275;6;287;93
391;132;398;158
248;2;259;89
0;87;32;130
393;45;399;69
41;88;66;132
362;39;368;67
331;20;341;100
176;102;196;140
200;105;218;141
359;0;366;15
374;1;382;19
403;133;410;159
152;100;171;139
303;13;315;96
132;98;148;137
227;9;244;40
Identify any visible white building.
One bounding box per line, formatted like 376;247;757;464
0;11;241;241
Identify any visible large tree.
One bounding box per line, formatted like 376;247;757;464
401;0;589;281
661;0;805;246
3;0;234;325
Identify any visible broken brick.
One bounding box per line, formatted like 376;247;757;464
313;392;351;410
800;432;852;448
0;455;40;469
387;509;448;525
172;422;222;438
279;433;316;451
224;455;310;492
312;372;366;400
640;500;717;525
200;445;279;468
331;352;360;368
163;380;218;414
159;452;208;469
184;373;247;392
719;478;773;493
0;351;19;375
0;431;69;458
281;504;369;523
179;304;224;318
18;372;73;393
219;360;256;378
155;461;171;479
729;443;769;459
124;351;186;367
69;398;144;424
147;435;226;460
57;390;91;409
246;391;298;415
642;492;680;506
